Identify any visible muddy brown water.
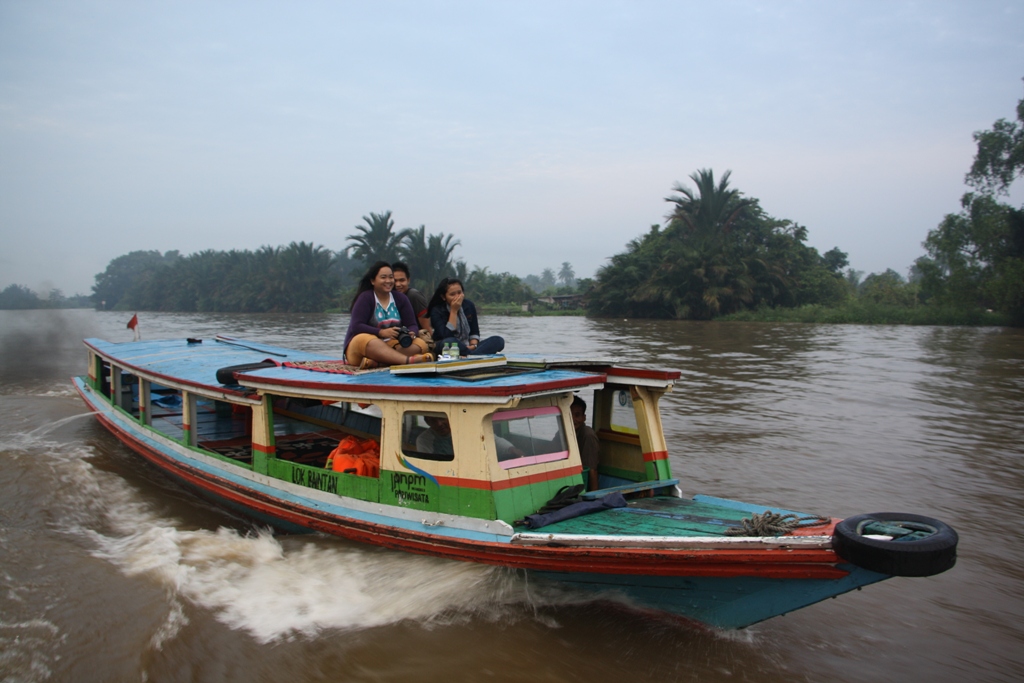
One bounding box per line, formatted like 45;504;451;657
1;310;1022;683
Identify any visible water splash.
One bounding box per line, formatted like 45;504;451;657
25;410;100;438
85;520;536;643
5;425;575;645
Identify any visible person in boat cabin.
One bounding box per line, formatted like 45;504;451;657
343;261;434;368
416;415;524;459
415;415;455;455
390;262;432;336
571;396;600;490
427;277;505;357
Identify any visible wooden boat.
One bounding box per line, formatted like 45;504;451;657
73;335;958;629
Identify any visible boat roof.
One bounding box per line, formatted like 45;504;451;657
84;336;676;403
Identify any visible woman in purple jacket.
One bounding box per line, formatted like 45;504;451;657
343;261;434;368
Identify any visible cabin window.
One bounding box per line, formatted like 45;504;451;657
264;397;382;472
491;406;569;470
148;384;184;436
610;388;639;435
401;412;455;462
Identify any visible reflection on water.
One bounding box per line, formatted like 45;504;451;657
1;310;1022;682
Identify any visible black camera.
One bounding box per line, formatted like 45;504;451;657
395;326;414;348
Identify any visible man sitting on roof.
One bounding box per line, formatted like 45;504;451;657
392;261;432;336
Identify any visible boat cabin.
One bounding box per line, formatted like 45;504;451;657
82;338;679;525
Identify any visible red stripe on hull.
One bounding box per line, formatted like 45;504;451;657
605;366;681;381
642;450;668;462
79;386;848;580
415;468;581;491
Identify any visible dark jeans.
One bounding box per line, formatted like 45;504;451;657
437;336;505;356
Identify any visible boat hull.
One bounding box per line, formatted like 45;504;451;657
74;377;887;628
532;569;888;630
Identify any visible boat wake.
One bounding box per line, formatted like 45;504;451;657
86;521;533;643
1;429;566;644
5;425;709;647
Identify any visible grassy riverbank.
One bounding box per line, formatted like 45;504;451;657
330;302;1012;326
477;304;587;317
719;303;1013;326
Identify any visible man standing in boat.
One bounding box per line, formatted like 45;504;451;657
572;396;600;490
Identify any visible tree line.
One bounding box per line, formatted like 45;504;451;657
586;169;851;319
0;284;92;310
587;86;1024;324
913;90;1024;322
86;214;573;313
6;86;1021;323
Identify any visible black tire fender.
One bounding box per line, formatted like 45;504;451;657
832;512;958;577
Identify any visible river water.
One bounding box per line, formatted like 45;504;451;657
1;310;1022;683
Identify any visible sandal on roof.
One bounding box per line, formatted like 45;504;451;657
406;353;434;364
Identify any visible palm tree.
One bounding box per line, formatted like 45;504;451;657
655;169;758;318
398;226;461;294
424;232;460;293
400;226;431;282
665;169;754;244
540;268;556;290
278;241;336;312
346;211;410;265
558;262;575;288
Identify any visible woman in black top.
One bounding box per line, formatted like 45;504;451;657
427;277;505;357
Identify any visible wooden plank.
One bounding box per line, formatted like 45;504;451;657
580;478;679;500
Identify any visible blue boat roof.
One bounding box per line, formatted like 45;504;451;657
84;336;607;399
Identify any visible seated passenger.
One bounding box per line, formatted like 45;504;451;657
491;423;527;462
416;415;524;461
343;261;434;368
391;261;432;336
416;416;455;456
427;277;504;357
571;396;600;490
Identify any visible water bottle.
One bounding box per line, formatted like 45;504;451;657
448;342;458;359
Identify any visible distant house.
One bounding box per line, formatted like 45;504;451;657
535;294;584;310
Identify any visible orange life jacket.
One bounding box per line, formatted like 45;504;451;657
326;435;380;477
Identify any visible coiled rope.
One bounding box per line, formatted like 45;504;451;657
725;511;831;537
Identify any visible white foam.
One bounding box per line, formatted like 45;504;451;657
87;520;526;643
7;427;596;644
0;618;61;682
34;389;78;398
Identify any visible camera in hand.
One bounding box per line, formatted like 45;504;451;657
395;326;414;348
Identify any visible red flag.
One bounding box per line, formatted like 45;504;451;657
127;314;140;341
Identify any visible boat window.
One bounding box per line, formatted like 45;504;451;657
491;406;569;470
267;396;378;471
118;372;141;418
610;388;639;435
149;385;185;440
401;412;455;462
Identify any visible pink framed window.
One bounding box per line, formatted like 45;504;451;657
492;406;569;470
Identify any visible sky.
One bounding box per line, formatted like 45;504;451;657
2;1;1023;296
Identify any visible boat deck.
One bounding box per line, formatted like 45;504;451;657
521;496;833;537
